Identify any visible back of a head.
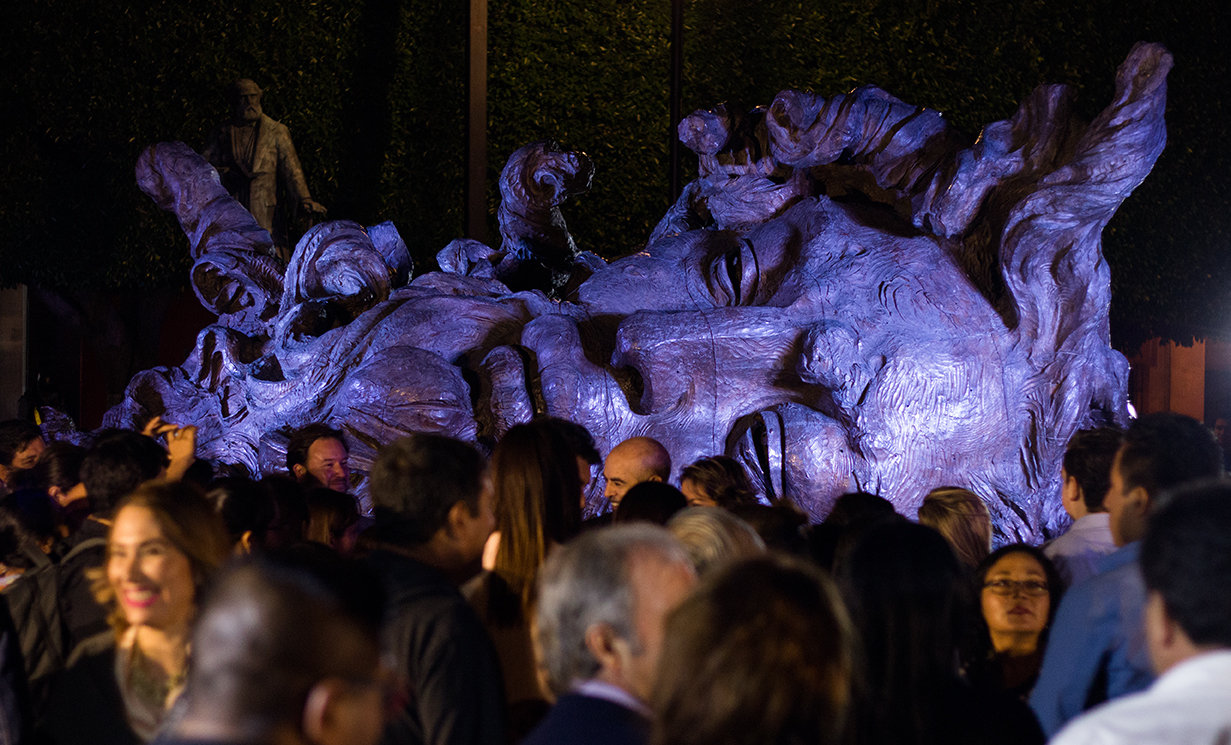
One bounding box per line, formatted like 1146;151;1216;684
916;487;991;570
1141;480;1231;649
186;554;384;733
260;475;309;547
652;555;853;745
667;506;765;575
839;520;966;741
729;502;809;556
81;429;168;515
1063;427;1123;512
369;433;484;546
535;524;690;697
22;441;85;493
0;420;41;468
304;488;360;546
1119;413;1224;499
207;477;276;547
825;492;896;528
615;481;687;525
534;416;601;465
679;456;756;509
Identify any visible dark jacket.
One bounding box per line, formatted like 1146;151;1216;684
368;550;504;745
522;694;649;745
38;633;139;745
56;519;111;652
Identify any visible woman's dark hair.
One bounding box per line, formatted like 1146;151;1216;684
652;555;854;745
4;489;59;548
304;488;360;549
1062;428;1123;512
21;441;85;493
0;501;45;570
838;521;969;745
614;482;687;525
490;421;582;625
966;544;1064;662
207;477;277;547
679;456;757;508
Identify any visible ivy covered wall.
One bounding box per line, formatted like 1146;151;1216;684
1;0;1227;346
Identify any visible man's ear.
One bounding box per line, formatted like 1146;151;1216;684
584;623;621;672
238;530;254;555
292;464;308;480
647;475;664;484
302;679;344;745
444;500;474;539
1127;485;1152;516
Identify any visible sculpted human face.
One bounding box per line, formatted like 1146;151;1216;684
542;197;1015;525
233;81;262;123
303;438;351;492
107;505;196;631
981;552;1050;653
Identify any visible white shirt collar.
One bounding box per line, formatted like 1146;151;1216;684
573;679;651;717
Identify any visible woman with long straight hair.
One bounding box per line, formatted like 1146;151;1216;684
466;419;583;741
839;521;1044;745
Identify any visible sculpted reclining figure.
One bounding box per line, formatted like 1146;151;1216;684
89;43;1170;540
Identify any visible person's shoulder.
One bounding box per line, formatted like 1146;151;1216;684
523;694;648;745
261;114;291;135
1048;688;1158;745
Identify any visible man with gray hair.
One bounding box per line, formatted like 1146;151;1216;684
525;525;696;745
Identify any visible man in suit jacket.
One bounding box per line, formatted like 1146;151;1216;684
525;525;696;745
203;79;326;261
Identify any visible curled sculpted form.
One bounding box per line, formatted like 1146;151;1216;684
98;44;1168;540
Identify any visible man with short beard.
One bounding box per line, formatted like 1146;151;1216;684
203;78;326;260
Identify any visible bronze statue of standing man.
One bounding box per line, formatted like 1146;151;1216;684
203;79;327;262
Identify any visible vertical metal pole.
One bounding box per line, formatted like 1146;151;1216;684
669;0;684;202
466;0;489;244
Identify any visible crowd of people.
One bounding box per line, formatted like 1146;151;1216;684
0;409;1226;745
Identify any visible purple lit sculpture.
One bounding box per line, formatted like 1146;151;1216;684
95;44;1170;541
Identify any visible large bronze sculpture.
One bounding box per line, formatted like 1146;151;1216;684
92;44;1170;541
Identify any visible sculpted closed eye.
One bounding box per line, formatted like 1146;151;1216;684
708;239;759;307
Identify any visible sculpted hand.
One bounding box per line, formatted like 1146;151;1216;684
301;198;327;216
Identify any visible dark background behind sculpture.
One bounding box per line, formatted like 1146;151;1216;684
0;0;1227;425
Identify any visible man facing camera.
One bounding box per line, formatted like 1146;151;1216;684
1050;480;1231;744
525;525;696;745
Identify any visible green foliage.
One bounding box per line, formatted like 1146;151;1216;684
0;0;1227;343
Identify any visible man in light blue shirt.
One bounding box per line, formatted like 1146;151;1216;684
1030;413;1223;736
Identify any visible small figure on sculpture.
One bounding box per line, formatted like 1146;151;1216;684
202;79;326;262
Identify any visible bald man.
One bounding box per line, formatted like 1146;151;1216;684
603;437;671;512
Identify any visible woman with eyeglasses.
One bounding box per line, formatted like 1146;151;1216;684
965;544;1064;701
